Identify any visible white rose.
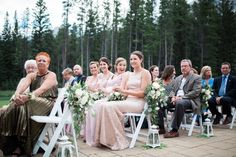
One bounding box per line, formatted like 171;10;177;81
155;106;160;111
81;94;89;105
156;91;161;97
160;87;165;91
75;89;83;97
152;82;160;89
148;108;152;113
114;92;120;96
205;90;211;95
201;89;206;93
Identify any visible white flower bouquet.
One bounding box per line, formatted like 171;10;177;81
66;83;94;133
107;92;126;101
144;80;168;124
200;84;213;110
90;91;105;101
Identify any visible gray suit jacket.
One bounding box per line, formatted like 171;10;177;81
169;73;202;114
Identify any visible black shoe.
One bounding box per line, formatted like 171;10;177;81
223;116;232;125
159;128;166;134
213;114;222;125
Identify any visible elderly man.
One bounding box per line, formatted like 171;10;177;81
73;64;86;84
164;59;202;138
208;62;236;125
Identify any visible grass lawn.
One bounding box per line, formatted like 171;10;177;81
0;90;14;107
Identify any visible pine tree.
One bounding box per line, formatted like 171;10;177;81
31;0;52;55
191;0;218;73
217;0;236;74
0;12;17;89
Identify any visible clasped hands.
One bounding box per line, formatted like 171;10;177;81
13;94;29;106
113;86;127;95
171;96;182;105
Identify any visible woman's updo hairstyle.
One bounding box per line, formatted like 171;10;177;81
131;51;144;67
99;57;112;70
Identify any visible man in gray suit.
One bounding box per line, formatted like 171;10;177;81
164;59;202;138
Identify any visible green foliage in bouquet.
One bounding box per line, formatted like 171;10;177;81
66;83;94;133
200;84;213;110
90;91;105;101
107;92;126;101
144;80;168;124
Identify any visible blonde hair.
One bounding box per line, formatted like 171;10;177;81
200;65;212;79
62;67;73;75
89;61;99;67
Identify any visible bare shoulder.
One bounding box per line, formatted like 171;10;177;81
122;71;130;77
141;68;151;77
47;71;57;79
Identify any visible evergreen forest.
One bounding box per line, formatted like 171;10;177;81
0;0;236;89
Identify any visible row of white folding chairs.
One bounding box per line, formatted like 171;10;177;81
31;88;79;157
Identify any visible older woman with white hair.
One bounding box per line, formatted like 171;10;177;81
15;60;38;93
0;52;58;156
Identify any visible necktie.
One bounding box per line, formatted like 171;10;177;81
218;75;226;96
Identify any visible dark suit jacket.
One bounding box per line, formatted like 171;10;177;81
74;74;87;84
212;74;236;106
169;73;202;114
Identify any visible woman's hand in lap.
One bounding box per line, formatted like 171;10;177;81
14;94;29;106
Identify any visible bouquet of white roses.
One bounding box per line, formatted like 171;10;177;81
200;84;213;110
108;92;126;101
144;80;168;124
90;90;105;101
66;83;94;133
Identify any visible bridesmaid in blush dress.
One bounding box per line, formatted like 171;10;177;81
94;51;151;150
86;57;113;146
102;57;128;95
85;57;128;146
86;61;100;92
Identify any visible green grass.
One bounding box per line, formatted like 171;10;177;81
0;90;14;107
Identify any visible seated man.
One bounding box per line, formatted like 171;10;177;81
73;64;86;84
208;62;236;125
164;59;202;138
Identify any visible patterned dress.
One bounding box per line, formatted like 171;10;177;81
0;73;57;155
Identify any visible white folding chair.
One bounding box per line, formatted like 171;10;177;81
31;88;79;157
180;109;203;136
124;103;151;148
230;107;236;129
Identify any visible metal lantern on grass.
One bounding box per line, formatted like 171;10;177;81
202;118;214;137
146;125;161;148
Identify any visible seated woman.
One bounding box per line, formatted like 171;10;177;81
158;65;176;134
93;51;151;150
149;65;159;82
200;65;214;120
15;59;38;94
86;61;100;92
102;57;127;95
97;57;114;91
85;57;127;146
0;52;58;156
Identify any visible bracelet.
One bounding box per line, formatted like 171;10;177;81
27;92;36;100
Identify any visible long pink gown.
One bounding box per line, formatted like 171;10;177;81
85;72;116;146
94;72;145;150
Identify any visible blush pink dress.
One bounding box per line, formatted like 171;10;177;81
85;72;115;146
94;72;145;150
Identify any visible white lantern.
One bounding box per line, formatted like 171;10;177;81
202;118;214;137
146;125;161;148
